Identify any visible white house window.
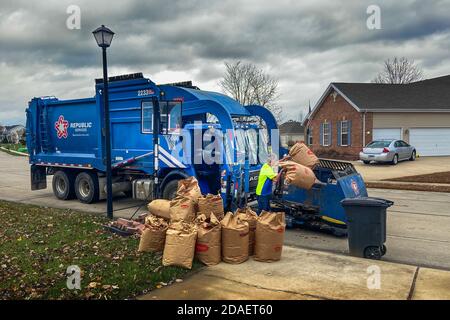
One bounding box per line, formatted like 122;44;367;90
307;127;313;145
341;120;349;146
323;122;330;146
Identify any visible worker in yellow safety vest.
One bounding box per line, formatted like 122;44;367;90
256;155;278;213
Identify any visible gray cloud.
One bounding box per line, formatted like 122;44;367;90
1;0;450;124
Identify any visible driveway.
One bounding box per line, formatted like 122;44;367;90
1;152;450;270
353;156;450;181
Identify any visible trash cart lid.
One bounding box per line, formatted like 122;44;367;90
341;197;394;208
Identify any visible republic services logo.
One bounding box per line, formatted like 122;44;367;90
55;115;69;139
351;179;360;196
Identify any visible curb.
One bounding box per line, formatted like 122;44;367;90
366;181;450;193
0;147;28;157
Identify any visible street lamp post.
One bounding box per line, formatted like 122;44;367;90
93;25;114;219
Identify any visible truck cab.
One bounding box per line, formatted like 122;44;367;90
26;73;280;210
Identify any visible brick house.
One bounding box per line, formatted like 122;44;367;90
304;75;450;160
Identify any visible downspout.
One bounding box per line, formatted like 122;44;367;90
362;111;366;147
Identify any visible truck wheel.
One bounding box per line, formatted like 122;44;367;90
52;170;76;200
162;180;179;200
363;161;371;165
75;171;100;204
364;246;382;260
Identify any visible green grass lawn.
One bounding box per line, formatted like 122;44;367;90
0;201;200;300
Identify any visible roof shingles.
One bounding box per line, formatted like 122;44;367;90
332;75;450;111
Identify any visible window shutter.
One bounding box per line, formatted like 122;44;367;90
348;120;352;146
320;123;324;146
329;121;332;146
337;121;342;146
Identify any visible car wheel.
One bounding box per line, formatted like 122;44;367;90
52;170;76;200
409;150;416;161
391;154;398;165
75;171;100;204
363;160;371;165
162;179;179;200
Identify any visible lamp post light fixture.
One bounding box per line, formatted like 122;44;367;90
93;25;114;219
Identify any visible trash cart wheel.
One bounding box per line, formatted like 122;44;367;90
364;246;382;260
381;245;387;256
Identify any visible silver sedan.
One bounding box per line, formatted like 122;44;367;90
359;140;416;165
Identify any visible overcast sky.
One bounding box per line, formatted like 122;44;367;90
1;0;450;125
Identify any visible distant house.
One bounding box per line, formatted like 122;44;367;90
0;125;26;144
304;75;450;160
279;120;304;147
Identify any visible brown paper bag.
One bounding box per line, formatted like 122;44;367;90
177;176;202;203
221;212;249;264
279;160;316;190
235;207;258;256
147;199;171;220
138;215;168;252
254;211;286;262
289;142;319;168
169;195;196;222
162;221;198;269
198;193;225;221
195;213;221;266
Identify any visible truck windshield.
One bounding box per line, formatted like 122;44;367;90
258;129;269;163
234;128;269;165
160;101;182;134
246;129;258;164
235;130;247;163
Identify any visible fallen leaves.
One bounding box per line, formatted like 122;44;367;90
0;200;196;300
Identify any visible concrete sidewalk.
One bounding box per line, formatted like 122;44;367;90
140;246;450;300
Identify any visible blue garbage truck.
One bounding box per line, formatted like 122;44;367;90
26;73;281;210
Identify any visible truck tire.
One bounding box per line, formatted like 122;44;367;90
75;171;100;204
52;170;76;200
162;179;179;200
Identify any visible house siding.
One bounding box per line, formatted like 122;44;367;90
307;91;372;160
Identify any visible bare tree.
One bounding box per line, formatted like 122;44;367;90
372;57;424;84
219;61;283;123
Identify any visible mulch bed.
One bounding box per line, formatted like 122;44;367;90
384;171;450;184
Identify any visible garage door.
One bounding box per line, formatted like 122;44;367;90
409;128;450;156
373;128;402;141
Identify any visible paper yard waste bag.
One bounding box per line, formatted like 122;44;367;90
279;160;316;190
176;176;202;204
254;211;286;262
221;212;249;264
138;215;169;252
235;207;258;256
195;213;222;266
147;199;171;220
162;221;198;269
289;142;319;168
169;195;196;223
198;193;225;221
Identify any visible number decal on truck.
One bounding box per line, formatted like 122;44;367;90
137;89;154;97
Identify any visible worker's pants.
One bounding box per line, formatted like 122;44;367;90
257;194;272;214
